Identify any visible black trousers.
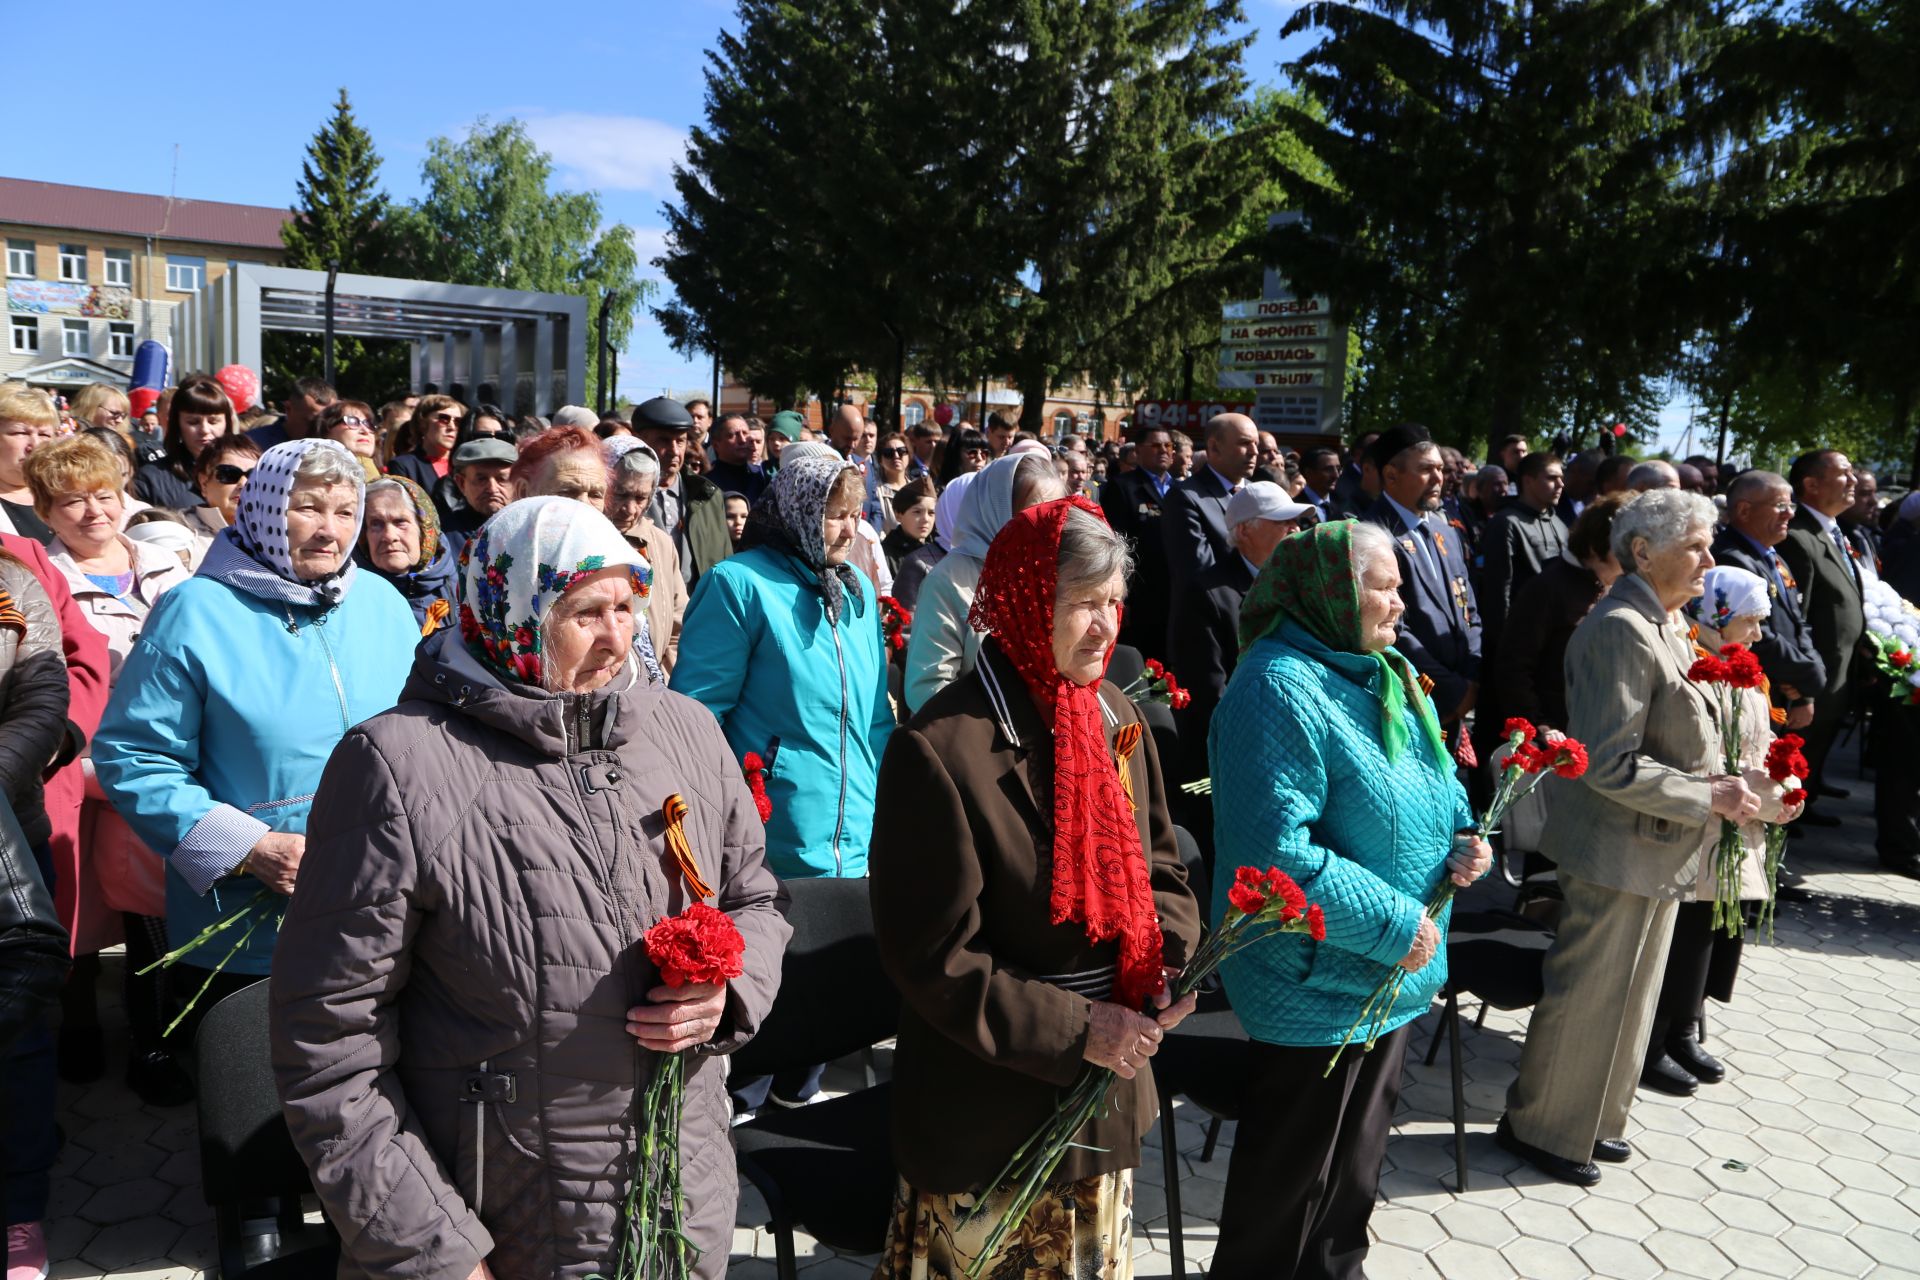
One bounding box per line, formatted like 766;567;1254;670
1872;701;1920;861
1648;900;1742;1052
1211;1027;1408;1280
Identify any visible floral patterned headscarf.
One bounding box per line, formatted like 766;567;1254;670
739;452;864;623
456;496;652;686
1683;565;1770;638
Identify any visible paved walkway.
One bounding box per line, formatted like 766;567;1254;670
43;742;1920;1278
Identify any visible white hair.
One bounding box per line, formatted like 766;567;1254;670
1349;519;1397;580
1057;506;1134;598
1611;489;1716;567
613;447;660;482
292;441;366;491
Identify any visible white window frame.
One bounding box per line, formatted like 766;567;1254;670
8;315;38;354
5;239;33;278
62;319;90;357
58;244;87;282
166;255;204;292
901;402;926;427
103;248;133;286
108;321;136;358
1051;409;1076;434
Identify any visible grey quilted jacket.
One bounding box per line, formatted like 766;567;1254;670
270;629;791;1280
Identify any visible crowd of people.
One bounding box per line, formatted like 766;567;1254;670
1;368;1916;1280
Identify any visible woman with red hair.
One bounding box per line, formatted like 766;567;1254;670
510;426;610;510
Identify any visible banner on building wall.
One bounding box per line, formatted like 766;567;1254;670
6;281;134;319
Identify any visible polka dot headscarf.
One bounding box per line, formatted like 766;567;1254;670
233;439;367;607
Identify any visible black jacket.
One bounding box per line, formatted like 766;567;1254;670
1102;468;1176;660
1168;553;1256;788
1159;469;1236;606
1477;500;1570;650
1710;527;1826;703
1778;508;1865;700
0;794;68;1054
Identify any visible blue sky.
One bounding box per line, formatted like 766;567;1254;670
10;1;1696;449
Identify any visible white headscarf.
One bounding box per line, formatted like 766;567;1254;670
950;452;1045;562
1684;565;1771;636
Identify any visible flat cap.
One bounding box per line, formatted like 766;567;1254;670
633;396;695;431
452;437;518;467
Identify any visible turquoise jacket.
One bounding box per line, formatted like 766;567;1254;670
670;546;893;878
94;572;419;973
1210;620;1472;1047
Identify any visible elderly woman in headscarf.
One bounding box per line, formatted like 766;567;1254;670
1642;565;1803;1097
271;496;790;1280
1207;519;1489;1280
357;475;458;636
903;447;1064;713
870;496;1202;1280
93;439;419;1044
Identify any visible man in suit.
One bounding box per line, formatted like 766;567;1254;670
1160;412;1259;602
1362;425;1482;736
1777;449;1865;825
1329;431;1378;518
1711;471;1824;734
1478;452;1569;656
1296;447;1340;523
1104;424;1179;660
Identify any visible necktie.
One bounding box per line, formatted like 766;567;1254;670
1413;519;1443;587
1831;525;1859;586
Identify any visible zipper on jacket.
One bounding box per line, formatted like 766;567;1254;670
282;606;351;733
829;620;849;872
473;1057;488;1209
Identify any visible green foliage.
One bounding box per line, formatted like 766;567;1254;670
390;118;652;410
1266;0;1721;454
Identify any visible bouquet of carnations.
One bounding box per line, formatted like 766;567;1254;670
878;594;912;655
1755;734;1810;941
1687;643;1767;935
597;900;746;1280
1119;657;1191;709
957;866;1324;1277
1326;717;1588;1074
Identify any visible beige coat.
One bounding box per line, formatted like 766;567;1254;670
1542;573;1718;898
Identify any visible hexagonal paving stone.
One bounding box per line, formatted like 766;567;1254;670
1846;1222;1920;1269
1834;1187;1920;1234
1571;1198;1657;1244
78;1178;173;1226
1638;1192;1721;1237
1571;1231;1662;1280
1816;1154;1902;1195
1429;1238;1509;1280
1705;1189;1791;1235
1500;1237;1591;1280
1770;1187;1863;1236
77;1220;186;1273
1707;1226;1811;1278
1365;1241;1443;1279
1696;1159;1782;1200
1433;1200;1517;1249
1643;1229;1736;1279
1779;1225;1874;1276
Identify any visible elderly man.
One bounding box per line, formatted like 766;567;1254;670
1596;453;1636;497
1479;453;1569;653
1711;471;1824;734
607;444;688;672
1161;412;1260;599
1628;459;1681;491
1362;424;1481;734
436;436;517;563
1779;449;1865;826
1169;482;1308;790
1684;454;1722;496
635;395;732;586
707;412;768;503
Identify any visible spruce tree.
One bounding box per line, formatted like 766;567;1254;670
282;89;395;275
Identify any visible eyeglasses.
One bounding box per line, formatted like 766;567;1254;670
102;409;129;424
212;464;253;484
431;412;463;426
878;447;910;459
337;416;373;429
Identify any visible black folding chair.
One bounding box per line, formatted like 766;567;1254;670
195;981;338;1279
1422;909;1554;1190
730;877;900;1280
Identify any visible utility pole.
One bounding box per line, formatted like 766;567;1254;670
597;293;613;414
323;261;339;386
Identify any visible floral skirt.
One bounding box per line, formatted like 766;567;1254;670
874;1170;1133;1280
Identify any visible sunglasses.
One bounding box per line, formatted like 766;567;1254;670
338;415;372;429
212;464;253;484
431;412;463;426
878;446;910;459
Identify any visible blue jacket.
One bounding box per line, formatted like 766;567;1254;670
1211;620;1472;1047
94;572;419;973
670;545;894;878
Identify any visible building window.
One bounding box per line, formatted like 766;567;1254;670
108;322;136;358
901;402;926;428
103;248;133;286
58;244;87;282
166;254;205;292
62;320;89;357
8;316;37;354
5;240;33;278
1051;409;1076;435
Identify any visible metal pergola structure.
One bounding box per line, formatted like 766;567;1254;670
170;265;588;412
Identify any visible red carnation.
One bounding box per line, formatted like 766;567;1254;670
1306;904;1327;941
1264;867;1307;918
1227;883;1267;916
741;754;774;824
1721;645;1766;690
1688;654;1728;683
643;902;747;989
1550;740;1589;779
1782;788;1807;808
1146;659;1164;677
1502;717;1535;743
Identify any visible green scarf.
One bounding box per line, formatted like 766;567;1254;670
1238;520;1450;767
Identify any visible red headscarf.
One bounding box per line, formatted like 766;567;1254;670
969;496;1165;1010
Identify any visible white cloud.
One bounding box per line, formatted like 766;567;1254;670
523;113;687;194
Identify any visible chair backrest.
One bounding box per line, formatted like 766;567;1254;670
195;980;316;1203
1174;824;1208;914
1444;908;1555;1010
730;876;897;1079
1107;643;1146;690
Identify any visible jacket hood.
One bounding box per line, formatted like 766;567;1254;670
403;625;659;757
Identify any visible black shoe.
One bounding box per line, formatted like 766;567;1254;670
126;1048;195;1107
1496;1115;1601;1187
56;1024;105;1083
1816;783;1849;800
1798;810;1841;828
1593;1138;1632;1164
1667;1025;1726;1084
1640;1052;1699;1097
1877;851;1920;881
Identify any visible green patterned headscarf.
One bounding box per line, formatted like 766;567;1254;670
1238;520;1450;766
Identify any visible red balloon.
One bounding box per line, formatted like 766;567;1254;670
215;364;260;413
934;403;955;427
1611;423;1628;437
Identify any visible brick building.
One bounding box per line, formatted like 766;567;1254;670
718;373;1135;441
2;177;288;393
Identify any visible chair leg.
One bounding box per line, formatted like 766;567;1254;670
1159;1084;1186;1278
1424;988;1451;1066
1199;1115;1223;1164
771;1203;800;1280
1447;991;1468;1193
1475;1000;1489;1030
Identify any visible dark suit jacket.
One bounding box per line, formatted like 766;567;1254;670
1362;497;1482;716
1160;468;1235;603
1778;508;1866;700
1168;553;1256;787
1710;527;1825;701
1331;464;1367;520
1103;468;1175;659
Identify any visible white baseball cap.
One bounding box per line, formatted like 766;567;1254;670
1226;481;1313;529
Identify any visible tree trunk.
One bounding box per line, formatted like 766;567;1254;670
1018;366;1050;435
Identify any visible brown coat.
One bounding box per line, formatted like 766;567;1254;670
870;641;1202;1194
270;631;791;1280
